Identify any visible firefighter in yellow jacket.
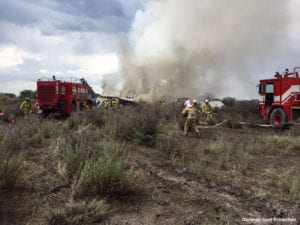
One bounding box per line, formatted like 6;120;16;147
182;102;200;136
202;98;213;123
20;97;32;119
192;99;201;124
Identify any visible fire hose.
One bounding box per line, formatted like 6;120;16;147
197;120;273;129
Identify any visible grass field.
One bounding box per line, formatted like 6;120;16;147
0;99;299;225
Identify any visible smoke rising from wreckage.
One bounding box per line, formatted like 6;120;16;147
102;0;291;101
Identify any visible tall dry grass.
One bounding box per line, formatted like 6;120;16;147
0;130;24;190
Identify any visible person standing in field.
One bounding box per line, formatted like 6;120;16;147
20;97;32;119
182;102;200;137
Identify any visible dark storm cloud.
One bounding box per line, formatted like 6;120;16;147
54;23;85;32
0;1;39;25
49;0;133;33
52;0;126;19
0;0;136;34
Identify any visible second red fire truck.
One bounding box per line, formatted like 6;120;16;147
35;76;96;116
258;67;300;128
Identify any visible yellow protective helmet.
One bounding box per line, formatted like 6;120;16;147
192;99;197;103
205;99;209;103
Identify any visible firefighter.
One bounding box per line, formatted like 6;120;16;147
182;102;200;137
112;98;119;108
192;99;201;124
20;97;32;119
103;99;109;108
202;98;213;123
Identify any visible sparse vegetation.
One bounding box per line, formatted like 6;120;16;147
55;134;134;197
0;131;24;190
0;99;299;224
263;168;300;202
46;198;108;225
74;141;134;196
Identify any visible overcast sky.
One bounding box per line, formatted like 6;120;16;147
0;0;300;99
0;0;141;95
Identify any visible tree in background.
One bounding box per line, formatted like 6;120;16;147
222;97;236;107
19;90;36;99
0;93;16;99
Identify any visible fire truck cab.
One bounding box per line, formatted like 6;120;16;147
258;67;300;128
35;77;93;116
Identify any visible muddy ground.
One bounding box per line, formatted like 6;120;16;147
0;121;299;225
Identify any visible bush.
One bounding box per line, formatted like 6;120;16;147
235;150;251;175
76;141;133;196
101;105;159;147
264;168;300;201
0;131;24;190
83;108;105;128
156;132;184;160
218;99;261;124
265;136;295;156
16;116;57;148
55;133;134;196
0;95;23;120
58;144;86;183
278;169;300;200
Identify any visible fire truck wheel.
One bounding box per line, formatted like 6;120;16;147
270;108;287;129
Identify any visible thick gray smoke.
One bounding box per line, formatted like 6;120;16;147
117;0;290;101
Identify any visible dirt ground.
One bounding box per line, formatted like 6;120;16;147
0;123;299;225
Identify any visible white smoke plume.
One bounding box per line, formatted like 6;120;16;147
116;0;291;101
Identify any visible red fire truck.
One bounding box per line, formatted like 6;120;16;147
35;76;94;116
258;67;300;128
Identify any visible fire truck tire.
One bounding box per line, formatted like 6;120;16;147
270;108;287;129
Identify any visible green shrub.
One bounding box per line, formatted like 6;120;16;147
290;177;300;201
218;99;261;124
156;132;185;160
55;134;134;196
242;136;264;154
278;169;300;200
15;116;55;148
262;168;278;186
83;108;105;128
58;144;86;183
0;132;24;190
76;141;133;195
235;150;251;175
209;137;234;162
65;115;81;130
100;105;159;147
264;168;300;201
0;94;23;120
188;149;208;173
265;136;295;156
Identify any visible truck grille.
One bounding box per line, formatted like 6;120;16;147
38;86;56;101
